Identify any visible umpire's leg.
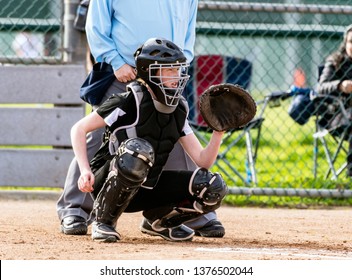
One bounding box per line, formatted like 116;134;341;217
57;80;127;232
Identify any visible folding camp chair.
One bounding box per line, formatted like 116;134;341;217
280;65;350;180
184;54;279;186
312;65;350;180
312;94;350;180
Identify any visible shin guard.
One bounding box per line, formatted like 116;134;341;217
94;138;155;226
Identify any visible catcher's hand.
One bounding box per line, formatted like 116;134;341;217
199;83;257;131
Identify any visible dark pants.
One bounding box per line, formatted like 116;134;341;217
126;170;194;212
92;162;195;213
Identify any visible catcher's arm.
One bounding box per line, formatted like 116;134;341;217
71;111;106;193
179;130;224;169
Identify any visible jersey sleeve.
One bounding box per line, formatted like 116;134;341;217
182;120;194;136
96;93;135;127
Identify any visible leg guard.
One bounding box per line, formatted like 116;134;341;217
143;168;227;229
94;138;154;226
189;167;228;213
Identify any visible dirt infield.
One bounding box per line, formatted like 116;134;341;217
1;192;351;260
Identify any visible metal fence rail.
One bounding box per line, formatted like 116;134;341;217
199;1;352;14
228;187;352;198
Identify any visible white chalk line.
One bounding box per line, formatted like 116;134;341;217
195;247;352;260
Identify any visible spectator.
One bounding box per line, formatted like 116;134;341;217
316;24;352;177
12;32;43;58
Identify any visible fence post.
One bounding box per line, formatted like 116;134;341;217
63;0;87;64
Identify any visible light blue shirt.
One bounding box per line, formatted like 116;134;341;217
86;0;198;71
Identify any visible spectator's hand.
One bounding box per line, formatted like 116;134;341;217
339;80;352;93
78;170;95;193
114;64;137;83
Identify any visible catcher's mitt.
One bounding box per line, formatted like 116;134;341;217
199;83;257;131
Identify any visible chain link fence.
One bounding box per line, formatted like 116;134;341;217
0;0;62;64
1;0;352;201
192;0;352;202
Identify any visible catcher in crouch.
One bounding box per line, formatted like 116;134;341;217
71;38;255;243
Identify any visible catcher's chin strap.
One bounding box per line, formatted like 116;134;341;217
137;78;154;97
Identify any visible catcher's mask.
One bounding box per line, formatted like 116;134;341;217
134;38;189;107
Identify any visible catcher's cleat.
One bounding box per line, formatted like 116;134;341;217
91;222;121;243
60;215;87;235
140;218;194;242
194;219;225;238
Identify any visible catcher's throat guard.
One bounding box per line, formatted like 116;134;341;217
199;83;257;131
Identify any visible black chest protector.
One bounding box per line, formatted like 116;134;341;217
93;82;189;189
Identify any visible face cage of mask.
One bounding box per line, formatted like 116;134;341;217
148;62;190;107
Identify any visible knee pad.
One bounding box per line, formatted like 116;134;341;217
116;137;155;185
189;167;228;212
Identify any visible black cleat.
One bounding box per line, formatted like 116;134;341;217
140;218;194;242
91;222;121;243
60;215;87;235
194;219;225;238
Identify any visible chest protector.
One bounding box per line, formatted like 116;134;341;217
97;82;188;189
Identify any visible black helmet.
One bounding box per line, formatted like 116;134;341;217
134;38;189;107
